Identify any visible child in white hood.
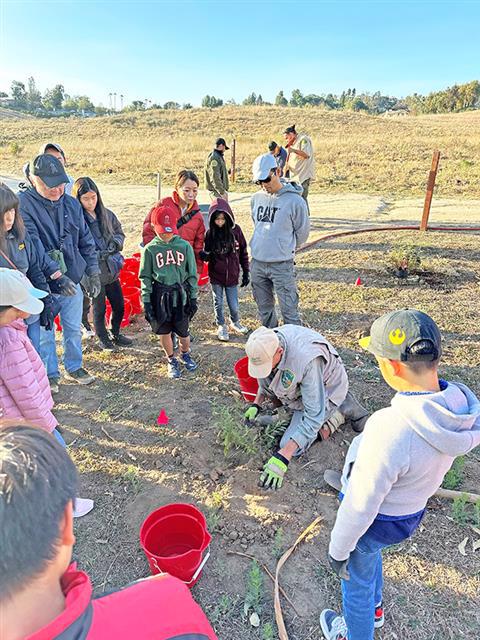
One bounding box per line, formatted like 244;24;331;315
320;309;480;640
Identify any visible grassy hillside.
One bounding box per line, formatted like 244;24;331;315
1;106;479;197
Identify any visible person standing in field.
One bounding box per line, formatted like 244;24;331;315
142;170;205;275
268;141;288;177
250;153;309;328
72;177;133;351
283;125;315;208
205;137;229;201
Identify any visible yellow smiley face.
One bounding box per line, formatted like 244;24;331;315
389;328;406;345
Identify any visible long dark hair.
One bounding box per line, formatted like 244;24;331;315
0;182;25;253
209;211;235;254
72;177;114;239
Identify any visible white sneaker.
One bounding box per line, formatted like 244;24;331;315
230;321;249;335
217;325;229;341
73;497;94;518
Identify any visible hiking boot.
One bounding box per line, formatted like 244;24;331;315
320;609;348;640
167;357;181;379
48;376;60;394
112;333;133;346
217;325;229;341
180;351;198;372
374;602;384;629
338;391;369;433
97;335;116;351
230;320;249;335
318;409;345;441
66;368;96;385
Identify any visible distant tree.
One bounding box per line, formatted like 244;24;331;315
183;103;193;109
163;101;180;110
26;77;42;110
126;100;146;111
150;103;162;109
43;84;65;111
290;89;305;107
202;95;223;108
346;96;369;112
94;105;108;116
10;80;27;108
0;91;8;98
256;94;264;105
226;97;237;105
242;92;257;105
275;90;288;107
304;94;323;106
324;93;340;109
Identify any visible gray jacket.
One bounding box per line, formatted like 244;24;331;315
250;181;309;262
259;325;348;448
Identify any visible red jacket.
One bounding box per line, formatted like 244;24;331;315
142;194;205;273
26;564;217;640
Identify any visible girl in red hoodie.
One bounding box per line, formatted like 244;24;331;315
142;170;205;274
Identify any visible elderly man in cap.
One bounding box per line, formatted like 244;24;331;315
205;137;229;200
18;154;100;391
283;125;315;207
250;153;309;328
39;142;75;195
244;325;369;490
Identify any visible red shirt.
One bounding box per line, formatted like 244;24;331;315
26;564;217;640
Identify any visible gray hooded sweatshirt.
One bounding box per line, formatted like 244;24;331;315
249;181;310;262
329;381;480;560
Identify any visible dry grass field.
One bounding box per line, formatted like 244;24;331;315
1;106;480;198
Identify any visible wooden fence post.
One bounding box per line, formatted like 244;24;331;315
420;150;440;231
156;172;161;202
231;138;236;183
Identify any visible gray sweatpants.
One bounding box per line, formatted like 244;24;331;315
250;259;301;328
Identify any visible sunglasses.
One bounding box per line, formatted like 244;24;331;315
255;170;276;186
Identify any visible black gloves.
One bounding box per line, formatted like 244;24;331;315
107;240;120;253
328;553;350;580
84;273;101;299
49;274;77;296
39;294;60;331
199;250;209;262
188;298;198;319
241;271;250;287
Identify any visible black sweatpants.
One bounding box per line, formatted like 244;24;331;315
87;279;125;338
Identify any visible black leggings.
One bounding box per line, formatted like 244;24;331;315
84;279;125;338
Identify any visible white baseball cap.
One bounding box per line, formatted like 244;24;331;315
245;326;280;378
252;153;278;182
0;268;47;314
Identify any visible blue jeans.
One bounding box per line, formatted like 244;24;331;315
26;318;41;354
211;284;239;325
342;529;387;640
40;284;83;378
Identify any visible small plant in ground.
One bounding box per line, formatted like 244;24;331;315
122;464;141;494
213;403;258;458
272;527;284;559
244;559;263;617
9;141;22;156
442;456;465;490
261;419;288;451
210;594;235;624
388;243;422;278
474;500;480;528
262;622;275;640
452;493;469;525
205;507;221;532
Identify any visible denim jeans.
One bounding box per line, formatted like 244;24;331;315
26;318;41;354
40;284;83;378
342;529;387;640
211;284;239;325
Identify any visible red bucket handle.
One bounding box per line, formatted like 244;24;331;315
151;546;210;585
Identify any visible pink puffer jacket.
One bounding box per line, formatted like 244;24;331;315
0;319;57;432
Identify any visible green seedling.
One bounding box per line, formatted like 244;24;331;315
214;403;258;458
262;622;275;640
442;456;465;490
272;527;284;560
244;559;263;617
452;493;469;526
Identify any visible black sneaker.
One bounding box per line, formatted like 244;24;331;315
66;368;96;385
48;376;60;394
112;333;133;346
97;336;116;351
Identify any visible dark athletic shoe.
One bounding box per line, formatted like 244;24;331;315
66;368;96;385
48;376;60;394
180;351;198;372
97;336;116;351
320;609;348;640
112;333;133;346
167;357;181;379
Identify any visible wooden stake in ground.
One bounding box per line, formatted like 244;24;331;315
420;150;440;231
156;172;161;202
231;138;236;183
274;516;322;640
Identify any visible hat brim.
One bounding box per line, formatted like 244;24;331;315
359;335;383;358
247;358;273;379
41;173;69;188
14;294;45;315
154;224;176;235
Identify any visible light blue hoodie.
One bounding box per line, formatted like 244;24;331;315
329;381;480;560
249;180;310;262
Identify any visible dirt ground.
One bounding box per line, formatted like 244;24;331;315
49;225;480;639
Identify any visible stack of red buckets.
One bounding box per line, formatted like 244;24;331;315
54;254;210;332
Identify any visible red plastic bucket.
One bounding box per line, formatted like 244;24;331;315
119;269;138;287
140;503;211;588
234;356;259;402
54;315;62;332
124;256;140;273
198;261;209;287
122;286;142;315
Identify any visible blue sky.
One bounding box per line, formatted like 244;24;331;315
0;0;478;107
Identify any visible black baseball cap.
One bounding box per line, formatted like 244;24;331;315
215;137;229;150
359;309;441;362
29;154;69;188
268;141;278;152
284;125;296;134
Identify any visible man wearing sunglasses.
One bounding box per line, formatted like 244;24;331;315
249;154;309;328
